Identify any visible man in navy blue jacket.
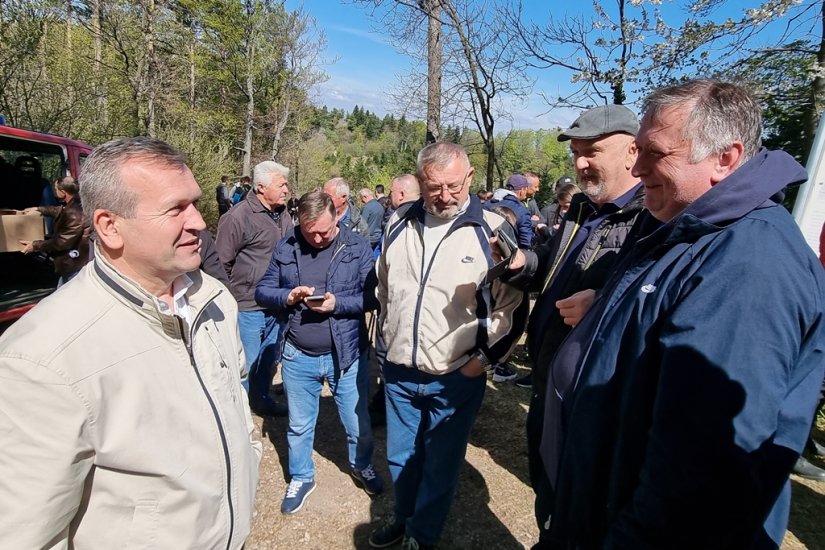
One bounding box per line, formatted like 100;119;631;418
541;79;825;549
255;191;382;515
485;174;535;249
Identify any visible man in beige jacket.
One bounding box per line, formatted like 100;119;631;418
371;143;528;549
0;137;262;549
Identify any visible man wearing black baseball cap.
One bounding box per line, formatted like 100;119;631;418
504;103;647;548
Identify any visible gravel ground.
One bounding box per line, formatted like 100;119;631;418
245;353;825;550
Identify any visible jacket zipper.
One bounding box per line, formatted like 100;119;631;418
542;203;587;293
410;221;466;369
177;299;236;550
582;208;626;271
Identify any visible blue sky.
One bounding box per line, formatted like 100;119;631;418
289;0;580;130
289;1;807;131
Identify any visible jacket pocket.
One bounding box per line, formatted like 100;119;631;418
125;499;159;549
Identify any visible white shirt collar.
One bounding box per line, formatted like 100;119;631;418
154;274;194;324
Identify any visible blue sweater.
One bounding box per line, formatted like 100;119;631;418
546;150;825;549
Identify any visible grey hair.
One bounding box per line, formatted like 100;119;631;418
79;136;188;226
324;177;350;198
56;175;79;195
641;78;762;164
298;190;336;223
358;187;373;200
253;160;289;187
391;174;420;197
416;142;470;176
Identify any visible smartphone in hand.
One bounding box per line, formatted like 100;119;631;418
305;295;325;304
494;226;517;259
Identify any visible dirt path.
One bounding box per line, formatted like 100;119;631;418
245;357;825;550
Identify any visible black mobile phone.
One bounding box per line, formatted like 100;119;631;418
305;295;325;302
494;226;517;259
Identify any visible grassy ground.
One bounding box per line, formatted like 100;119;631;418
246;349;825;549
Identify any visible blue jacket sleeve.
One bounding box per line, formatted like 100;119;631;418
516;207;534;249
333;242;377;316
254;244;292;312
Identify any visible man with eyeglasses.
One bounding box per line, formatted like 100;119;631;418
370;142;528;550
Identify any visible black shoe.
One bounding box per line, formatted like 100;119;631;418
514;373;532;388
492;364;517;382
250;397;288;418
369;518;405;548
792;456;825;481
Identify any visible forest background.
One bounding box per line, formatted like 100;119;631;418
1;0;823;229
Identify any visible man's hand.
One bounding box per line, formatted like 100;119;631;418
530;214;540;222
18;240;33;254
305;292;336;314
22;207;40;215
287;285;315;306
489;236;525;271
556;289;596;327
459;354;487;378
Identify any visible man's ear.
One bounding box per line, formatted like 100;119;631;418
712;142;744;184
626;141;639;170
94;209;124;251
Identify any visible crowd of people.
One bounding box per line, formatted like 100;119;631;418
1;78;824;550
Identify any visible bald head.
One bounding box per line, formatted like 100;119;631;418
390;174;420;209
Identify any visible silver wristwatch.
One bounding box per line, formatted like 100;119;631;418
475;350;494;373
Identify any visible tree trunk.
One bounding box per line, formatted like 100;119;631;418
243;45;255;176
65;0;75;128
803;0;825;161
189;39;196;154
91;0;108;130
425;0;441;145
144;0;156;137
270;93;290;160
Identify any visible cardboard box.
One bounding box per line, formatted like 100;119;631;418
0;210;45;253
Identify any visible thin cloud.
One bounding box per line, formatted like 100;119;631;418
328;25;388;46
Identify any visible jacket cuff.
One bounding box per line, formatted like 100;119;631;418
502;250;539;288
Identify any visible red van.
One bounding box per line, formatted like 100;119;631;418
0;123;93;322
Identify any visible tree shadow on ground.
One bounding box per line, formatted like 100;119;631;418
261;393;365;482
261;371;386;498
352;460;523;550
468;344;533;487
788;472;825;548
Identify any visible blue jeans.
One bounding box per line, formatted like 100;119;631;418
383;361;486;546
281;340;374;482
238;310;281;400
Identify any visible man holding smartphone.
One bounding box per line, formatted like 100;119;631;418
255;191;381;514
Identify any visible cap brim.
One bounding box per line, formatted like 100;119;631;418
557;129;633;142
